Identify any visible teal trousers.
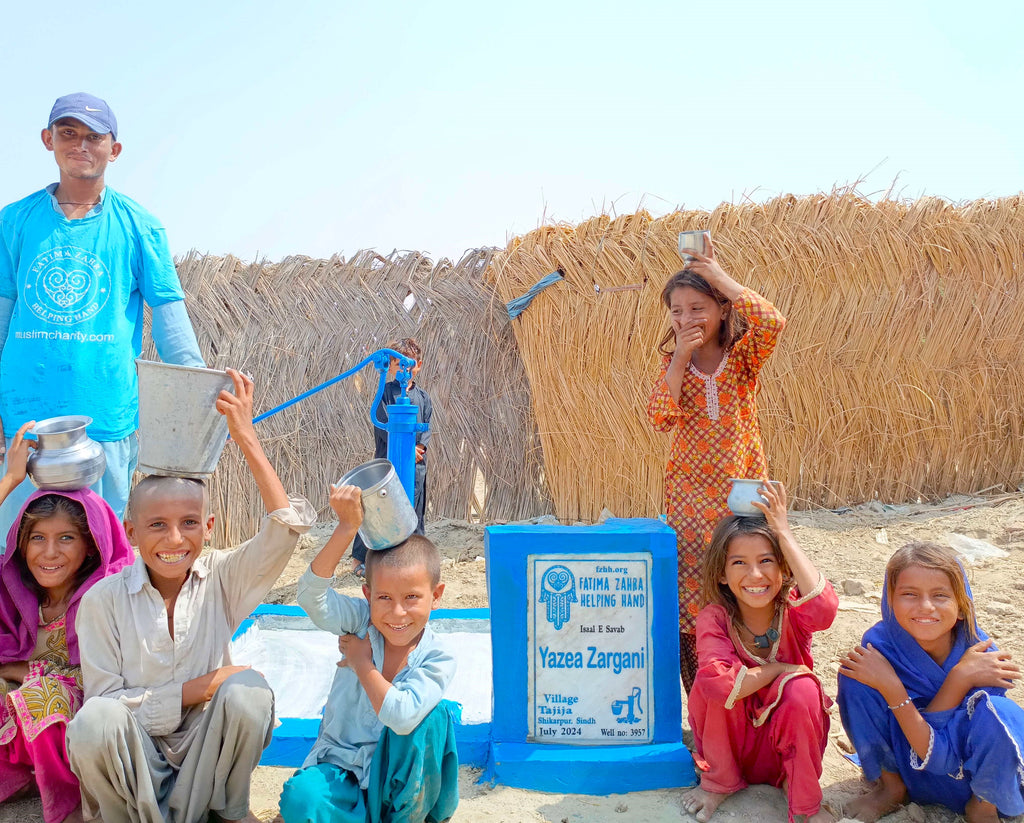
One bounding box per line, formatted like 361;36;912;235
279;702;459;823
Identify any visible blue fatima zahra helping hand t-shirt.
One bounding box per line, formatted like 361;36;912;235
0;187;187;441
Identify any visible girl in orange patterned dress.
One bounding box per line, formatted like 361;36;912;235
647;236;786;692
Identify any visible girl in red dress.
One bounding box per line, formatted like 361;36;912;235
647;237;786;691
682;482;837;823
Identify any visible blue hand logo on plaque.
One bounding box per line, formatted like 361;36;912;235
611;687;643;724
538;565;576;630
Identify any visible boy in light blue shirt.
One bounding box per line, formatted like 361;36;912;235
283;485;458;823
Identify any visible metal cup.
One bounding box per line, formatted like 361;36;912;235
678;230;709;262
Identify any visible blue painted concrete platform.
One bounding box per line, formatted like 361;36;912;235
484;518;697;794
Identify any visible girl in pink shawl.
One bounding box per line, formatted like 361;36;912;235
0;422;134;823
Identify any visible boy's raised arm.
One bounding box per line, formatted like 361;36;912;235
214;369;316;627
217;369;288;515
299;485;366;634
310;485;362;579
297;485;366;635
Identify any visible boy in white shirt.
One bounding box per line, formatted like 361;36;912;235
281;485;458;823
67;370;316;823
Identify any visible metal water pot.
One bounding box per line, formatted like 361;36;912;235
26;416;106;490
338;459;418;551
726;478;781;515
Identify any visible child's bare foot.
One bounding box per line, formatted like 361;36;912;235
965;795;1000;823
844;770;906;822
682;785;733;821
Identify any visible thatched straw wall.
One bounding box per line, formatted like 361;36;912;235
487;193;1024;522
149;250;552;545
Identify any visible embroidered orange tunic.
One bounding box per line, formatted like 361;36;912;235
646;288;785;634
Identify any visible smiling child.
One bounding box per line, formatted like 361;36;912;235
682;482;838;823
646;240;787;693
281;484;458;823
838;543;1024;823
0;421;134;823
66;370;316;823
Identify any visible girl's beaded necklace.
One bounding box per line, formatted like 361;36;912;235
737;607;780;651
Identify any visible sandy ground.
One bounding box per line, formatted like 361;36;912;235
5;493;1024;822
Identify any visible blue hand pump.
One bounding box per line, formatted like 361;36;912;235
250;348;427;501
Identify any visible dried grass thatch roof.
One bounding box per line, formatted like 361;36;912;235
487;193;1024;521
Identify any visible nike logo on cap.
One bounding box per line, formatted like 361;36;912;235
85;106;101;112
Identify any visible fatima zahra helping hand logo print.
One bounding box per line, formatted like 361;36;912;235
539;565;576;630
26;247;111;326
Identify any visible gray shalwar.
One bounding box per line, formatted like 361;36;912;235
67;497;316;823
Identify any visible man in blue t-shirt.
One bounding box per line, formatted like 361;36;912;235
0;93;205;535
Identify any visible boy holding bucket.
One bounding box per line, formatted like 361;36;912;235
0;92;204;535
66;370;316;823
280;484;459;823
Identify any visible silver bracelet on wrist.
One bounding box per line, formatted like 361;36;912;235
887;696;913;711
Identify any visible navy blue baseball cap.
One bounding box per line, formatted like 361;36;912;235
47;93;118;140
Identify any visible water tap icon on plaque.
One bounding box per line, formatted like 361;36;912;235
611;687;644;725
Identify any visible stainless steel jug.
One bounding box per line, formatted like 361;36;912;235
27;416;106;490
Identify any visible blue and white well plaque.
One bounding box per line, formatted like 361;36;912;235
485;519;696;794
528;554;653;744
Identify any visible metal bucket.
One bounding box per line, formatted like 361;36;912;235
136;359;234;478
338;459;417;551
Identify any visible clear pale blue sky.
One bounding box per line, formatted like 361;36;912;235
5;0;1021;262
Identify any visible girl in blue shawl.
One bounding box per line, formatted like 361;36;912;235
838;542;1024;823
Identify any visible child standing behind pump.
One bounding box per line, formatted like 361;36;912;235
683;482;838;823
282;484;458;823
351;338;432;576
66;370;316;823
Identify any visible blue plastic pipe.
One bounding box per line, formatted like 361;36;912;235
251;349;427;503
